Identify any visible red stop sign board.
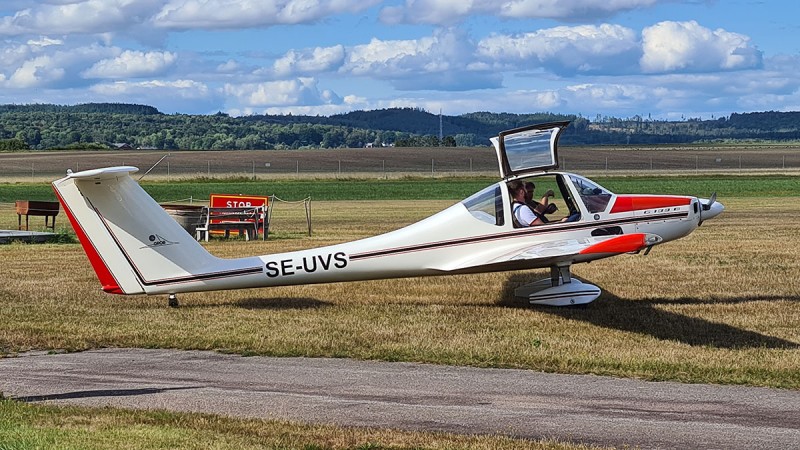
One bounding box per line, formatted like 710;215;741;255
209;193;270;235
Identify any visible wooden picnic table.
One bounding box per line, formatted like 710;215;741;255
15;200;59;231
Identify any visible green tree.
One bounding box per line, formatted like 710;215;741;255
0;138;30;151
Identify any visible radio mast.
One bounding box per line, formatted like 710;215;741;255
439;108;443;146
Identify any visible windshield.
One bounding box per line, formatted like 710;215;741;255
569;175;613;213
461;184;505;226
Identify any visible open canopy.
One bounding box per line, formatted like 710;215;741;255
490;121;570;179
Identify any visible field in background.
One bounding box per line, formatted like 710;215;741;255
1;144;799;182
0;194;798;389
1;174;799;206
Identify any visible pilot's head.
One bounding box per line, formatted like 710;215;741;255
509;180;526;201
524;181;535;201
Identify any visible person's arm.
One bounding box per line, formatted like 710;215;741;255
534;189;554;214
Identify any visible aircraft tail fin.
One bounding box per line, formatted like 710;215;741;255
52;166;259;295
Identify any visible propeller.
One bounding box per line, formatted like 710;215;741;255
702;192;717;211
698;192;717;226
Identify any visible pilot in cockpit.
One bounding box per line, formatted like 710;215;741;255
510;180;544;227
524;181;557;223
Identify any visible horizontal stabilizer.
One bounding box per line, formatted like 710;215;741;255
66;166;138;180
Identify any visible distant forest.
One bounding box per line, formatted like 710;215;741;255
1;102;799;151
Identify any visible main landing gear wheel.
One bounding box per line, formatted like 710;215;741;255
514;265;601;306
168;294;179;308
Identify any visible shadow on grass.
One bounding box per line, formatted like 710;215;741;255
16;386;199;402
236;297;332;310
500;273;799;349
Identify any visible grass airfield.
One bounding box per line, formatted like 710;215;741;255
1;174;798;449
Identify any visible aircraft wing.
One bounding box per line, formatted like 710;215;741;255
439;233;662;272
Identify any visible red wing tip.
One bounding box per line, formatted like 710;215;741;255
102;285;125;295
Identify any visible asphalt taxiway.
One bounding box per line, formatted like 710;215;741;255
1;348;798;449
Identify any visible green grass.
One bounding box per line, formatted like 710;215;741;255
596;174;800;198
1;174;798;203
0;398;591;450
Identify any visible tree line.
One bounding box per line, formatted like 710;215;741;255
0;103;798;151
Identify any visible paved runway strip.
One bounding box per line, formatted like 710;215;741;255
1;348;798;449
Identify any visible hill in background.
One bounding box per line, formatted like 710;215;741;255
0;103;798;151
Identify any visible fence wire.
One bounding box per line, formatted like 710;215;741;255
1;148;798;179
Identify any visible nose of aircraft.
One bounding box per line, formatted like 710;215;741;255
699;196;724;223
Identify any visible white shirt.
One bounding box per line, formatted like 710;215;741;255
513;202;539;226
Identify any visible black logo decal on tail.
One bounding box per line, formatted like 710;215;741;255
141;234;179;248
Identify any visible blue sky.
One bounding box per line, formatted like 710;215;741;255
0;0;798;119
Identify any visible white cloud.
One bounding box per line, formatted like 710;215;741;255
640;21;762;73
273;45;345;77
83;50;177;78
0;42;32;68
0;2;791;119
27;36;63;48
0;0;164;36
563;83;652;110
0;42;116;88
346;37;421;76
380;0;662;25
0;0;381;35
500;0;660;20
154;0;380;30
216;59;240;73
477;24;640;75
222;78;342;107
341;29;499;90
90;79;210;100
88;79;217;113
4;55;66;88
257;94;368;116
360;67;799;119
366;89;565;118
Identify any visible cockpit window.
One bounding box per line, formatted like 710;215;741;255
462;184;505;226
504;128;554;173
569;175;612;213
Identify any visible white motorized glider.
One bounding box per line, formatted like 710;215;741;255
52;122;723;307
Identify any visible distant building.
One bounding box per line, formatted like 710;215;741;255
111;143;134;150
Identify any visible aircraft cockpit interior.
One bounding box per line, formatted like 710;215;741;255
463;120;626;228
460;173;588;228
473;121;623;228
505;174;581;227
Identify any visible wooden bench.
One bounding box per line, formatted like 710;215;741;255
195;206;265;242
15;200;60;231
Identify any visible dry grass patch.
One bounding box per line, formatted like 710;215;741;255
0;198;798;388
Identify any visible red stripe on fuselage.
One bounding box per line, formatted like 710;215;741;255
52;184;124;294
610;195;691;214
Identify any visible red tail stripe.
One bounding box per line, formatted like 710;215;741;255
610;195;691;214
52;185;124;295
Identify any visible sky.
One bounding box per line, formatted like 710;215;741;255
0;0;798;119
